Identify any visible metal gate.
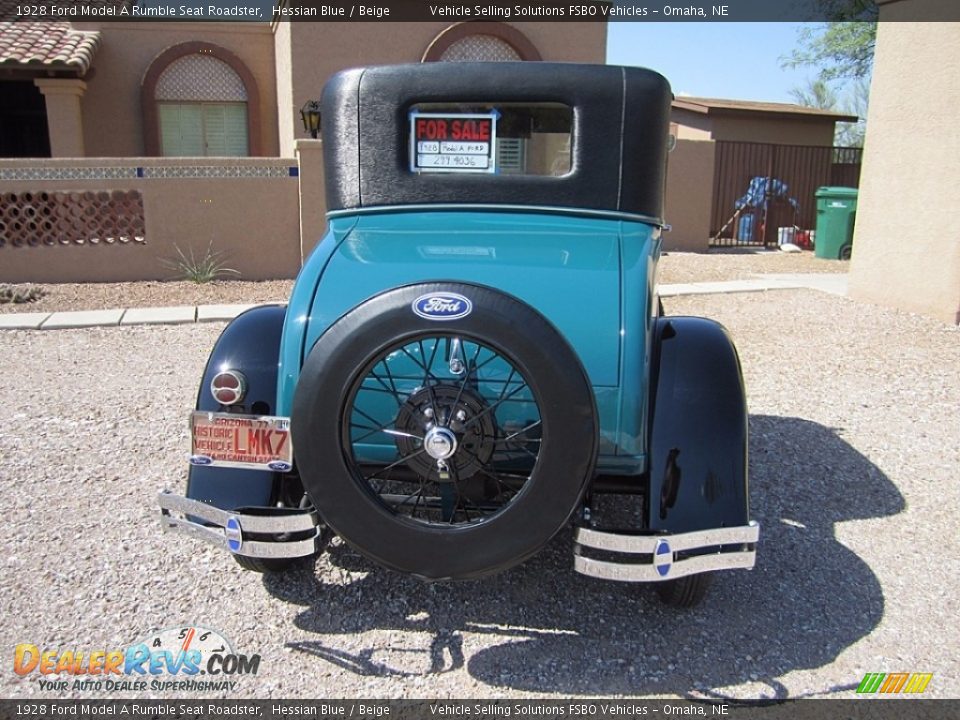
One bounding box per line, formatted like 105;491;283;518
710;141;862;247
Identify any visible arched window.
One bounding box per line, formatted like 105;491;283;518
439;35;522;62
155;54;248;156
422;23;542;63
142;43;261;157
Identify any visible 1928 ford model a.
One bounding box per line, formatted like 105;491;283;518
158;62;758;607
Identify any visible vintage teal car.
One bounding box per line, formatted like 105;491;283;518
158;62;758;607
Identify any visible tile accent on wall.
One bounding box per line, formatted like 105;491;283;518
0;167;139;182
0;164;297;182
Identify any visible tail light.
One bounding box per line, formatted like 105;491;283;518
210;370;247;406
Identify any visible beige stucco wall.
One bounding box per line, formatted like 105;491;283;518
671;108;838;146
0;157;300;283
295;139;326;259
848;14;960;324
710;114;837;146
663;139;716;252
70;22;279;157
276;21;607;156
273;20;295;160
670;109;713;141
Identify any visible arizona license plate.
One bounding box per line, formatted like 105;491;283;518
189;412;293;472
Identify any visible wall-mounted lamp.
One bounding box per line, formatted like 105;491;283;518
300;100;322;139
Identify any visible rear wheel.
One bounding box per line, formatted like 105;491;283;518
292;284;598;580
655;572;712;607
232;555;300;573
839;243;852;260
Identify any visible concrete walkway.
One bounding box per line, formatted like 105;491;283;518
0;274;849;330
660;272;848;298
0;303;259;330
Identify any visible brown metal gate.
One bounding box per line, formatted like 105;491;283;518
710;141;862;247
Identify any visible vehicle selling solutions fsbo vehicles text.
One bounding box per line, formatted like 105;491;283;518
427;5;729;18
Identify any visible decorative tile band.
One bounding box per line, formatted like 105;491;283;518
0;164;298;182
139;165;297;179
0;167;139;182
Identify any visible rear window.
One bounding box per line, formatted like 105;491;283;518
408;102;572;177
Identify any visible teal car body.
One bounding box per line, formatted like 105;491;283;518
277;209;662;473
158;62;758;602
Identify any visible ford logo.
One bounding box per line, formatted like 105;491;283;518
189;455;213;466
224;516;243;553
654;538;672;577
268;460;292;472
412;292;473;321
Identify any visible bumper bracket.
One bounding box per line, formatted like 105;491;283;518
158;491;323;560
573;521;759;582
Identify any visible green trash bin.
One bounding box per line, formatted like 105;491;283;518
815;186;858;260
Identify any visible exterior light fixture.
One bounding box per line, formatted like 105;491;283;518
300;100;322;139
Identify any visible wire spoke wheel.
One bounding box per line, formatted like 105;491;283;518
292;283;597;579
343;334;543;527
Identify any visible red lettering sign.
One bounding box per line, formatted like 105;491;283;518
451;120;490;141
415;117;492;142
416;118;449;141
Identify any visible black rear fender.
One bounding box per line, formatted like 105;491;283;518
186;305;287;510
647;316;749;532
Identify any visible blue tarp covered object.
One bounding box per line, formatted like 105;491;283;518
735;176;800;212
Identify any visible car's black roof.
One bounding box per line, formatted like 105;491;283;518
321;62;672;221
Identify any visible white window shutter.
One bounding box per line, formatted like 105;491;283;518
158;104;182;156
203;104;227;156
159;102;247;157
496;138;527;174
223;104;249;157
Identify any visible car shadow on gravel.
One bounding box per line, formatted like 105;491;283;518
264;415;904;697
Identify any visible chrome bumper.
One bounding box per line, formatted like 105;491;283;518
157;491;323;559
573;521;759;582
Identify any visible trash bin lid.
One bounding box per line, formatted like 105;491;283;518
815;186;859;198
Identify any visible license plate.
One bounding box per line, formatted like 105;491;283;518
189;412;293;472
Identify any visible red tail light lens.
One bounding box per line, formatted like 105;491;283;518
210;370;247;406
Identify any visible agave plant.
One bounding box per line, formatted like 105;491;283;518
165;242;240;283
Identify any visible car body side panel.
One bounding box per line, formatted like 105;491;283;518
616;221;662;462
277;215;359;416
276;209;658;471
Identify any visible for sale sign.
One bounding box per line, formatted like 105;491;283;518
409;110;499;174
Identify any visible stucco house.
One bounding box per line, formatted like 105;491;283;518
0;18;605;159
0;15;864;279
0;18;615;282
671;96;856;147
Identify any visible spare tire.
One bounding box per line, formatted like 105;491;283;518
292;283;598;580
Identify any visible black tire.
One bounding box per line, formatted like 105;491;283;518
655;572;712;607
232;555;299;573
839;243;852;260
292;283;598;580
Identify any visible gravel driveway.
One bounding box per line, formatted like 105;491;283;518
1;289;958;700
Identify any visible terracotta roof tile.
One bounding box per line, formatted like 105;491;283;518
0;20;101;75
